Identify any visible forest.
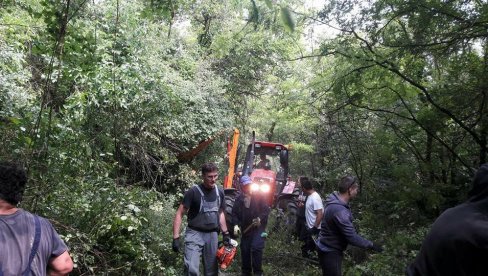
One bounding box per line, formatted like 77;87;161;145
1;0;487;275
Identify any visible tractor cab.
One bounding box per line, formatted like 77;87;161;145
223;130;299;236
241;141;290;206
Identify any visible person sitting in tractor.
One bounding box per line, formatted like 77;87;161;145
256;153;271;170
231;176;270;276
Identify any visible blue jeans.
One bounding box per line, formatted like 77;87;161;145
240;231;265;275
317;249;343;276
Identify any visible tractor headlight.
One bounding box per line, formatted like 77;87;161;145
250;183;260;192
260;184;271;193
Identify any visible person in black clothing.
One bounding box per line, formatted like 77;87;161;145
232;175;270;276
296;176;308;239
406;163;488;276
316;175;382;276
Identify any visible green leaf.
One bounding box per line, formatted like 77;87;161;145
280;7;295;32
263;0;272;9
24;136;32;146
9;117;21;125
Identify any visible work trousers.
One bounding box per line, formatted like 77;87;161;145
240;231;265;276
184;228;218;276
317;250;343;276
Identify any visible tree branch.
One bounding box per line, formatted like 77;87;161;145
349;29;483;148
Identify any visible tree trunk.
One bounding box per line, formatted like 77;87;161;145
425;131;435;186
266;121;276;141
479;41;488;165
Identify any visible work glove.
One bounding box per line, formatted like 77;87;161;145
371;242;383;253
310;226;320;236
234;225;241;236
223;232;231;246
252;217;261;227
172;237;180;253
260;232;268;238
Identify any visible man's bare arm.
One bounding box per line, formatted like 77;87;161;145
219;210;228;233
173;204;187;239
47;251;73;276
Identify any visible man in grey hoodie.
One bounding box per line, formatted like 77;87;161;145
316;175;382;276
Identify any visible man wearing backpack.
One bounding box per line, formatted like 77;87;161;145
172;163;230;276
0;162;73;276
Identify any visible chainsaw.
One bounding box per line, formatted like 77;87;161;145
216;238;238;270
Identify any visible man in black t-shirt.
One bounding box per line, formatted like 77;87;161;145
172;163;230;276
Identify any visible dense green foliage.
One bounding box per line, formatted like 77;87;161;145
1;0;487;274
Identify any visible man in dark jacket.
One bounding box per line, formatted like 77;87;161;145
406;163;488;276
232;176;270;276
316;175;382;276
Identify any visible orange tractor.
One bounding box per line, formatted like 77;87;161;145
223;129;300;236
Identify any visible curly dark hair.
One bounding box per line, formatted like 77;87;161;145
0;162;27;205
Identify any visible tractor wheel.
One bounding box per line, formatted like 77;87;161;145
284;201;298;234
272;198;298;235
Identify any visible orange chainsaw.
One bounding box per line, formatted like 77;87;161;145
216;239;238;270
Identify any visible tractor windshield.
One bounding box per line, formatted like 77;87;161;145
252;144;287;181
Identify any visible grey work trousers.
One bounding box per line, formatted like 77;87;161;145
184;227;218;276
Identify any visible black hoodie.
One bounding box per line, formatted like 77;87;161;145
406;163;488;276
